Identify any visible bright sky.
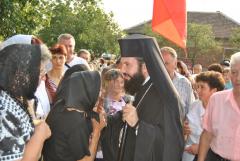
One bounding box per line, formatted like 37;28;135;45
102;0;240;29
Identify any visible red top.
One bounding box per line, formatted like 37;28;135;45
45;74;57;104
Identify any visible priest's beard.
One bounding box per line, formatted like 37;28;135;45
124;70;145;95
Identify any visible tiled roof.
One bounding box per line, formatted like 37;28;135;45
125;11;240;39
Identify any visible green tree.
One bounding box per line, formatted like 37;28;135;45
229;27;240;49
0;0;123;57
0;0;51;39
38;0;123;57
187;23;221;65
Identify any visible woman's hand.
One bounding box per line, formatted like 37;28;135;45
185;144;199;155
34;121;51;141
183;120;191;136
92;113;107;133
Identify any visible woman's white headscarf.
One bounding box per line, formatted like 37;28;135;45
0;34;33;50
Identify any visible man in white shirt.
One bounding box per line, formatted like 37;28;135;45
58;33;90;70
161;47;195;115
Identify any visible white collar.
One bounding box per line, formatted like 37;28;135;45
142;76;150;85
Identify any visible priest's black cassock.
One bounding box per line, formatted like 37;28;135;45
118;34;184;161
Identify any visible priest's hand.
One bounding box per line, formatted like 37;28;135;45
122;104;139;127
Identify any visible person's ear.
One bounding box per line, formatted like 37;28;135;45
141;63;148;76
174;59;178;69
211;88;217;94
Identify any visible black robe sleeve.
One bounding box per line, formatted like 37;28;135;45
134;121;161;161
132;81;184;161
101;111;123;161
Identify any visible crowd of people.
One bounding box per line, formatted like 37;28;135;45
0;33;239;161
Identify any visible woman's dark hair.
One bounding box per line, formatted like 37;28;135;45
49;44;67;57
103;69;123;81
208;63;223;74
102;68;124;92
196;71;225;91
177;60;187;76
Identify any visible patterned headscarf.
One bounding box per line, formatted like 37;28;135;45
0;44;41;100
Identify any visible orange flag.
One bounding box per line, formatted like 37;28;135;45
152;0;187;49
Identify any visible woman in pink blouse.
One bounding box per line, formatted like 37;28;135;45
198;52;240;161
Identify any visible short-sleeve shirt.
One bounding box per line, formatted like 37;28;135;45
0;90;34;161
43;110;92;161
203;89;240;161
